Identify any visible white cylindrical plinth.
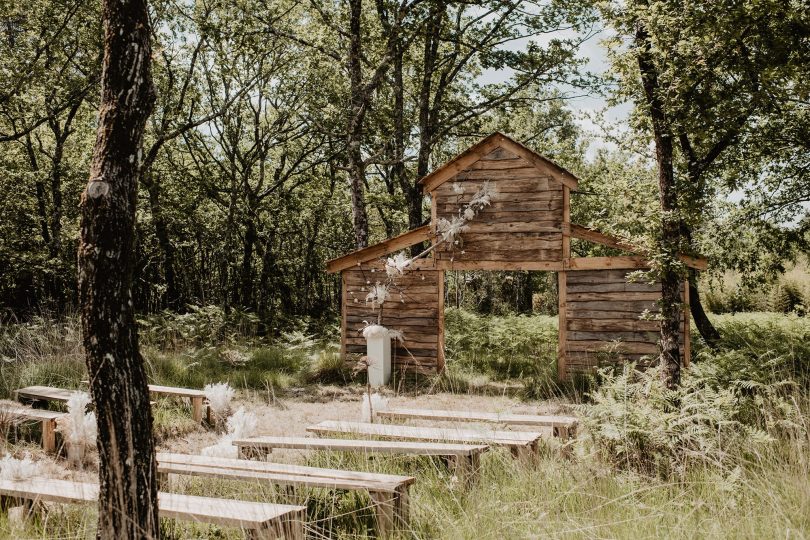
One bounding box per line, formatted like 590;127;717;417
366;333;392;387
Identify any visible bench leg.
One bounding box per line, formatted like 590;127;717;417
510;443;538;463
191;397;204;423
449;453;481;486
393;485;410;529
41;419;56;453
369;491;395;538
1;497;37;522
247;509;305;540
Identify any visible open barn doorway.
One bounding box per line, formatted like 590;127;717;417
443;270;559;384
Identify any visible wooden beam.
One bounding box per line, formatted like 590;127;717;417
435;260;564;271
568;256;649;270
326;225;432;273
569;224;637;252
420;138;502;193
569;224;708;270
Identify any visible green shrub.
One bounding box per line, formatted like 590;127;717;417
705;313;810;385
703;286;758;314
137;305;260;349
444;308;557;380
771;281;807;315
581;359;804;478
303;347;351;385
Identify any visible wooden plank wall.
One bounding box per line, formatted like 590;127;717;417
342;260;442;374
432;147;564;267
562;269;688;377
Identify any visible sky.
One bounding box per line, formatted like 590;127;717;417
478;24;632;159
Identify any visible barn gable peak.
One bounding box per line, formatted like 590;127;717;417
419;132;579;193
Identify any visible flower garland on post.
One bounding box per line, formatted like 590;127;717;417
348;180;497;370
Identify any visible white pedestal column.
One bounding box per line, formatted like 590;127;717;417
366;331;392;387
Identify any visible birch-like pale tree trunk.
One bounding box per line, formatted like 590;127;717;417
77;0;159;536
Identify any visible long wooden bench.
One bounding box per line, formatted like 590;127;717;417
157;452;413;536
0;477;306;539
0;402;65;452
17;384;210;424
232;436;488;482
307;421;543;458
377;408;579;440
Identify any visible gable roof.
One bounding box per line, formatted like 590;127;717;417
326;225;431;274
418;132;579;193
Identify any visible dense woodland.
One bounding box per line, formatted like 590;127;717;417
1;0;806;330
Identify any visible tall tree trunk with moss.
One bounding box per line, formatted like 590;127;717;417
635;19;682;389
77;0;159;536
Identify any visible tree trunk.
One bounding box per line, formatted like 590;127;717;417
240;216;257;309
77;0;159;536
635;19;682;389
347;0;369;248
689;269;720;346
145;174;181;310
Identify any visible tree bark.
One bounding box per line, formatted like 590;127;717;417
635;19;682;389
77;0;159;536
689;269;720;346
347;0;369;248
144;173;181;310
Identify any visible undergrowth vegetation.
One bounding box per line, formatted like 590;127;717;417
0;309;809;537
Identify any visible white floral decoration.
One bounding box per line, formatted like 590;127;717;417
385;252;411;278
56;392;96;446
204;382;235;419
0;454;39;481
365;282;390;309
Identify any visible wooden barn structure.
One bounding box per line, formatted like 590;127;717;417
327;133;706;380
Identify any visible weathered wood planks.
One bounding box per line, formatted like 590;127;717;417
432;147;564;267
561;269;690;377
342;259;441;373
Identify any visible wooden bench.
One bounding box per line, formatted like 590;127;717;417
307;421;543;459
157;452;413;536
147;385;210;423
0;402;65;453
377;408;579;440
232;436;489;483
0;477;305;539
18;384;209;424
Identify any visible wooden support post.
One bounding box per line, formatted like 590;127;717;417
249;515;305;540
682;281;691;368
437;270;445;373
447;452;481;486
157;471;169;489
557;271;568;381
369;491;395;538
393;484;410;529
340;273;348;360
558;185;570;382
41;418;56;453
191;396;204;424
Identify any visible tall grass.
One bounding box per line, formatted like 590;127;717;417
0;315;85;399
0;311;808;538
